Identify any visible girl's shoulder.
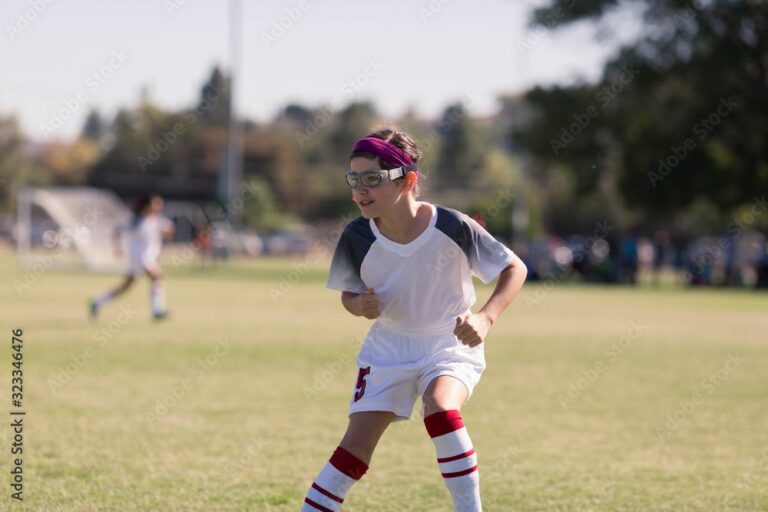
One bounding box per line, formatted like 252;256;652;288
432;204;493;255
341;215;375;242
432;203;474;232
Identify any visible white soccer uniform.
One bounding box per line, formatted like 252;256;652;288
126;214;172;276
327;203;516;420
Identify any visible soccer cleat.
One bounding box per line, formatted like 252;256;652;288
152;310;169;321
89;301;99;321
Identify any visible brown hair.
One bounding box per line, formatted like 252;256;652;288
349;127;424;195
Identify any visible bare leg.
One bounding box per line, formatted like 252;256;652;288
91;275;135;319
423;375;468;417
301;411;396;511
145;266;167;319
110;275;136;298
339;411;397;465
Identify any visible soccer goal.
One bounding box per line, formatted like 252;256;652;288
16;187;132;272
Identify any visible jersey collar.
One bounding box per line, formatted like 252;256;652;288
369;203;437;256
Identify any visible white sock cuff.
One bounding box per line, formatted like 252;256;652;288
432;426;473;457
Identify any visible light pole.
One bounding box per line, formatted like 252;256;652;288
225;0;243;226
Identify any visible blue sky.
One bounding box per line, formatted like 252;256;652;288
0;0;637;140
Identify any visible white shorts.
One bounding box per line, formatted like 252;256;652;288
349;322;486;421
128;250;160;277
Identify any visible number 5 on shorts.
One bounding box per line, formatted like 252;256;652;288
354;366;371;402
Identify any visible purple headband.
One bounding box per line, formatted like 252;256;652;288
352;137;420;175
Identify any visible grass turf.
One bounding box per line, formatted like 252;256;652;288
1;249;767;511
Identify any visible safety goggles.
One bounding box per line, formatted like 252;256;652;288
345;164;418;189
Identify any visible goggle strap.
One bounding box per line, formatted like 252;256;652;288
388;164;418;180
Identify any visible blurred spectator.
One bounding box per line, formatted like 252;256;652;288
757;241;768;290
618;234;639;285
652;230;672;286
194;225;214;268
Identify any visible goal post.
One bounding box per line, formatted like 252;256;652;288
16;187;132;273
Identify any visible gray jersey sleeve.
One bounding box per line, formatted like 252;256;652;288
464;215;515;284
326;218;374;293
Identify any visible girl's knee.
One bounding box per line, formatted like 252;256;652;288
422;376;469;416
339;433;376;463
339;414;392;462
423;398;459;417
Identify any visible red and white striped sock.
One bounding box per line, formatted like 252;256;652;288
424;410;482;512
301;446;368;511
150;280;166;315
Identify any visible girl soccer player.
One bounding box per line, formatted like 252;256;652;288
301;128;527;511
90;194;174;320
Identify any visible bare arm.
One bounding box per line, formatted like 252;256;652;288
341;289;380;319
161;217;175;241
454;252;528;347
477;252;528;325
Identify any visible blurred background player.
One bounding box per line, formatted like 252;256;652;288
90;194;174;320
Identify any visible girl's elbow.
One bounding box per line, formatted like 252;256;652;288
519;261;528;280
508;261;527;287
508;255;527;278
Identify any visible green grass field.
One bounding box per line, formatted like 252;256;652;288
1;249;767;511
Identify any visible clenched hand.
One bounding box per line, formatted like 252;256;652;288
356;288;380;319
453;312;492;347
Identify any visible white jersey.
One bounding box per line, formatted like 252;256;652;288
327;203;515;336
126;214;172;263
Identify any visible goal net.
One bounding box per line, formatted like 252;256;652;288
16;187;132;272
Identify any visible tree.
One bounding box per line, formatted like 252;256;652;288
329;101;378;165
278;104;314;128
38;139;99;185
519;0;768;217
0;115;44;213
81;109;106;142
435;103;485;188
197;66;231;128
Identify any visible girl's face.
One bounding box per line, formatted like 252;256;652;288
349;157;407;219
150;196;164;214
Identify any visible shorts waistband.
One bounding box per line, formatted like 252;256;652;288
373;319;460;338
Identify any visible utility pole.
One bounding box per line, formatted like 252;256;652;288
224;0;243;226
